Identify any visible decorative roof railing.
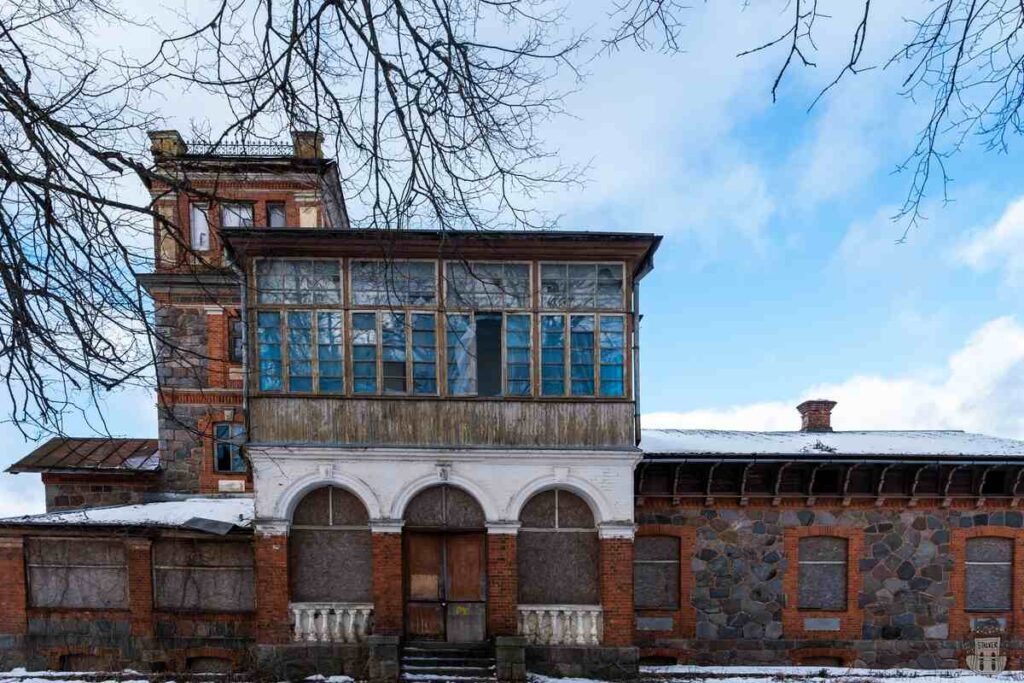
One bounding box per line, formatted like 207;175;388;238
186;139;294;157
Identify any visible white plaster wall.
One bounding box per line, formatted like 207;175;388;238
249;446;639;537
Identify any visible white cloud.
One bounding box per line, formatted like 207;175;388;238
645;316;1024;438
957;196;1024;286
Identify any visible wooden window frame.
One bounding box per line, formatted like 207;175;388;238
442;311;534;398
349;258;439;309
538;313;627;398
782;526;863;639
442;260;533;311
539;261;626;311
348;310;440;397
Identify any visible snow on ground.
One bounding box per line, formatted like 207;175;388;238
0;497;254;529
639;429;1024;458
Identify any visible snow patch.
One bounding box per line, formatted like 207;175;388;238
0;497;253;529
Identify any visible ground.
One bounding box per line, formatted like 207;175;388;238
1;667;1021;683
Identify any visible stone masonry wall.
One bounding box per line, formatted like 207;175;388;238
635;505;1024;669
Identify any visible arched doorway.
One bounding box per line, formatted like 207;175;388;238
403;484;486;642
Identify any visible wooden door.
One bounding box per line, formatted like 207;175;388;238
445;533;486;642
404;532;487;642
405;533;445;639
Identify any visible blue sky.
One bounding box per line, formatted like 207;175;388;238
1;1;1023;515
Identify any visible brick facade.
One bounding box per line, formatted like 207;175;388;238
487;533;518;636
371;533;403;636
254;535;291;645
0;538;26;636
599;538;634;647
126;539;155;637
42;473;159;511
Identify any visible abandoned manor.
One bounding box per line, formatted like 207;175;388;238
4;131;1024;680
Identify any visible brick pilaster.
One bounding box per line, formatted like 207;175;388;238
600;537;634;647
0;537;26;635
126;539;154;637
255;534;291;644
487;533;518;636
372;532;403;635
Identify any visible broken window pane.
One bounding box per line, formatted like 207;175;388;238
541;263;624;309
600;316;626;397
505;315;531;395
381;312;407;393
797;536;847;610
446;262;530;309
967;537;1013;612
214;423;246;472
351;260;437;306
446;314;476;395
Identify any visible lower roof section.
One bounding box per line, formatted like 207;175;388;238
6;437;160;474
0;497;253;533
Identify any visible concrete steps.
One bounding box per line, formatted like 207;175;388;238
401;642;496;683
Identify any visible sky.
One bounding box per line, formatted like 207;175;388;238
2;1;1023;516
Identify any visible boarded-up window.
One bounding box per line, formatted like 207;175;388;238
26;539;127;609
290;486;373;602
634;536;680;609
518;489;599;605
797;536;847;611
404;485;485;529
153;540;255;612
966;537;1013;612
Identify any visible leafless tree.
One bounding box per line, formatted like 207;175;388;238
2;0;1024;434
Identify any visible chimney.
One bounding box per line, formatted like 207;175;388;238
797;399;837;432
291;130;324;159
148;130;187;157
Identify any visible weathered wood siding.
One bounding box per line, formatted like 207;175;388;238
249;398;635;448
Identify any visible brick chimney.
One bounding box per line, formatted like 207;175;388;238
797;399;837;432
148;130;187;157
291;130;324;159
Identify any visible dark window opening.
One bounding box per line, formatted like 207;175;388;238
814;469;842;495
228;315;244;364
267;202;287;228
214;423;246;473
476;313;502;397
982;470;1008;496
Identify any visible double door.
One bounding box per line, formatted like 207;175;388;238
404;531;486;642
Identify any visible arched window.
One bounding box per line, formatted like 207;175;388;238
289;486;372;602
517;488;599;604
404;484;485;529
797;536;847;610
966;537;1013;612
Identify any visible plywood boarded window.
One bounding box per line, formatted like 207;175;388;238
634;536;680;609
966;537;1013;612
518;489;599;604
290;486;372;602
153;540;255;612
797;536;847;611
26;539;128;609
404;485;485;529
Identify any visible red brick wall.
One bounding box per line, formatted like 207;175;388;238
600;537;634;647
126;539;154;637
372;532;403;635
487;533;518;636
254;535;291;644
0;537;26;635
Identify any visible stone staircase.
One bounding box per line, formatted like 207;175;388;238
400;641;497;683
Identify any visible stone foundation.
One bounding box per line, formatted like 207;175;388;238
526;645;639;680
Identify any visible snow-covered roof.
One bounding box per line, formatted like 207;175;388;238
639;429;1024;459
0;497;253;531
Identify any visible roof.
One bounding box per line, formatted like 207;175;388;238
639;429;1024;462
0;497;254;532
6;438;160;474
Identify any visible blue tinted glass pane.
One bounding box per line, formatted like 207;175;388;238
600;380;625;397
353;362;376;378
414;363;436;379
320;345;343;361
290;377;313;392
600;316;624;332
354;379;376;393
414;378;437;394
413;346;436;362
507;348;530;364
507;331;530;347
508;380;531;396
507;315;529;331
382;346;405;361
542;364;564;379
257;311;281;328
353;346;375;361
600;347;624;363
320;361;342;377
259;360;282;391
508;365;530;380
572;380;595;395
353;313;376;330
214;424;229;439
542;380;564;395
320;378;343;393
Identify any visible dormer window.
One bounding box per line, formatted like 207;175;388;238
220;202;254;228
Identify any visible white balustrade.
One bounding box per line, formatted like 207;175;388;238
289;602;374;643
517;605;603;645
